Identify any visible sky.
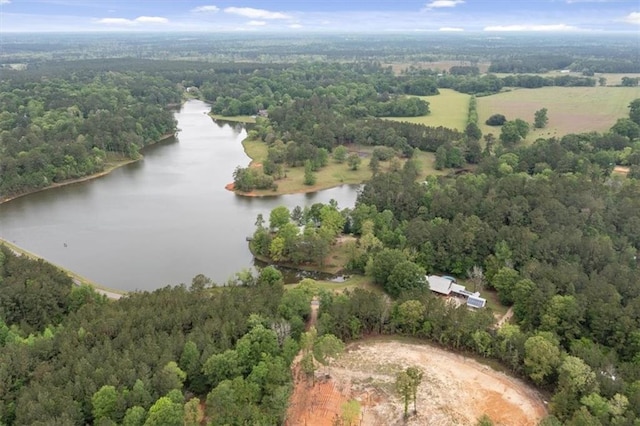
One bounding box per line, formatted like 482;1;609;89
0;0;638;33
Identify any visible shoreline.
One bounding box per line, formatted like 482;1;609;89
0;132;175;207
0;158;139;206
0;238;125;299
225;179;359;198
228;137;365;198
208;114;365;198
0;132;178;299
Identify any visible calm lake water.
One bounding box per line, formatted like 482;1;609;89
0;100;359;291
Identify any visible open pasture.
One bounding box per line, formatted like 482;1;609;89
477;86;640;141
384;89;471;131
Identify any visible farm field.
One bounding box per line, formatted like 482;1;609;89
477;86;640;141
384;89;470;131
540;71;640;87
385;60;491;75
286;339;546;426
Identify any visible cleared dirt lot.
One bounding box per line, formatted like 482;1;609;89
286;339;547;426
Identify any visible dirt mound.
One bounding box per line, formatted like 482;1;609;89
285;340;546;426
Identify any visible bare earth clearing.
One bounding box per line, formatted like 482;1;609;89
286;340;546;426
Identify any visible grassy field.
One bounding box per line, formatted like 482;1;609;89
209;114;256;124
284;274;383;294
383;89;471;131
385;60;491;75
236;139;445;196
479;289;509;316
537;71;640;87
477;86;640;142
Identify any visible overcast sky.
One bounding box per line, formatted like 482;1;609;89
0;0;638;33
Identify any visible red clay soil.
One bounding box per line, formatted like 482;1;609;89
224;182;260;197
285;372;350;426
285;340;547;426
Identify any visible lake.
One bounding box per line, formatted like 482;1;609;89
0;100;359;291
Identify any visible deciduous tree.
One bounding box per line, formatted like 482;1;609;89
534;108;549;129
347;153;361;170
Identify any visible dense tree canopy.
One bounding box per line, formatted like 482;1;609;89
0;66;180;198
0;249;299;426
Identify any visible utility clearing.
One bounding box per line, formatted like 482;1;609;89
286;339;546;426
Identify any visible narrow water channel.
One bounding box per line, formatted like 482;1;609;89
0;100;359;291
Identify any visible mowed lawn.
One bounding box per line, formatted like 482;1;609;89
384;89;471;131
477;86;640;142
209;114;256;124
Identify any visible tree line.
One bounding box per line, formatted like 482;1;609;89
0;65;181;199
0;245;336;425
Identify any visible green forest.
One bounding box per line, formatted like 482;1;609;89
246;99;640;424
3;55;629;199
1;32;640;425
0;65;180;198
0;246;307;425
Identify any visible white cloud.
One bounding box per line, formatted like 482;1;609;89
97;18;135;25
424;0;465;9
439;26;464;31
97;16;168;25
191;5;219;13
247;20;266;26
288;23;303;29
135;16;168;24
484;24;578;31
622;12;640;24
224;7;291;20
0;0;11;4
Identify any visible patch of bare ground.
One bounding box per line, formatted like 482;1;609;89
286;340;546;426
613;166;629;175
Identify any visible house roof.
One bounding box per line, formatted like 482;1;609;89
450;283;467;295
427;275;453;295
467;296;487;308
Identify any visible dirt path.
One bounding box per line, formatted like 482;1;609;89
496;306;514;328
308;297;320;330
285;339;546;426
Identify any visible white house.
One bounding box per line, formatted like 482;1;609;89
426;275;486;308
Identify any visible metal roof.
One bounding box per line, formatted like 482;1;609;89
426;275;453;295
467;296;486;308
450;283;467;295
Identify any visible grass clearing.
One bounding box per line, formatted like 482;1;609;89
209;114;256;124
477;86;640;142
479;289;509;316
236;140;445;196
385;61;491;75
383;89;471;131
242;138;269;165
284;274;383;294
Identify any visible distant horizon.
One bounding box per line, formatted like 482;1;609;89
0;0;638;33
1;30;638;36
